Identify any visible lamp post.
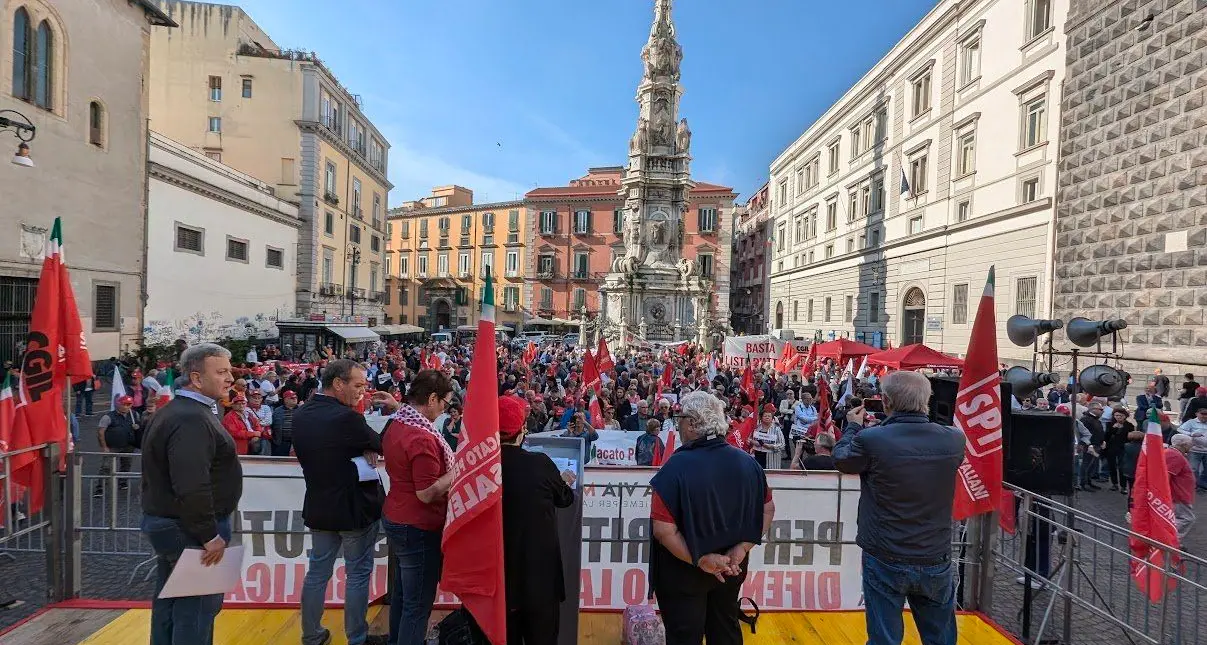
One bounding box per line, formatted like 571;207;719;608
0;109;36;167
347;247;362;317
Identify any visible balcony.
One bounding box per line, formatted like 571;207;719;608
458;270;471;279
318;282;341;296
353;207;363;220
536;269;556;280
503;301;517;312
438;237;450;249
479;267;496;279
571;271;591;281
484;224;494;234
322;191;340;206
438;270;450;278
346;287;366;299
505;269;519;278
369;291;385;303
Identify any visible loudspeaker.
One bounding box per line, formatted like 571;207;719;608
1067;317;1128;347
1006;315;1064;347
1079;364;1131;398
927;376;1012;427
1004;411;1075;497
1003;367;1060;400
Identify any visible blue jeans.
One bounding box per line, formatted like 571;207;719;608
383;518;442;645
301;523;380;645
861;552;956;645
1189;452;1207;489
142;514;232;645
74;389;93;415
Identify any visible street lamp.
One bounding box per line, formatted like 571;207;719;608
0;109;36;167
346;247;362;317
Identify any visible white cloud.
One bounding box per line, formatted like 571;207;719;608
384;140;530;205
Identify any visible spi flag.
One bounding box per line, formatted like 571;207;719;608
774;342;796;375
582;349;602;396
12;218;93;514
740;364;757;404
951;267;1006;528
441;268;507;645
596;337;615;374
1129;408;1180;603
158;367;176;406
727;413;757;453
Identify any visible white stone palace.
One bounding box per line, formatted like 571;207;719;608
600;0;718;347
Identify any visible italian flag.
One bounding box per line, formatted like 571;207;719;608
0;373;24;527
158;367;176;406
440;268;506;645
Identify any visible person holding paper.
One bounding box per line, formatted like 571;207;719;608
140;343;242;645
292;359;400;645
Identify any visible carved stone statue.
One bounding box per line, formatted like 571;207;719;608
624;210;644;261
678;257;695;280
676;118;691;154
651;219;667;246
630;118;648;155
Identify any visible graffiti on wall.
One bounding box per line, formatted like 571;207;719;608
143;310;289;346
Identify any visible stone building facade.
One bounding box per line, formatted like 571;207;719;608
730;183;770;335
1053;0;1207;368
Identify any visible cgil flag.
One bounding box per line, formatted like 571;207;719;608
596;337;615;374
740;363;757;404
582;349;602;396
1129;408;1180;602
12;218;93;514
951;267;1007;529
440;268;507;645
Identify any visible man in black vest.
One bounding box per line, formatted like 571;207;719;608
94;394;140;497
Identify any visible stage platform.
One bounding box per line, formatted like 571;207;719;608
2;603;1019;645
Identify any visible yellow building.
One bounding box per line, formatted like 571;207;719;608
386;187;528;332
148;1;392;324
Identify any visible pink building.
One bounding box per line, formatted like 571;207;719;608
731;182;771;334
524;167;736;321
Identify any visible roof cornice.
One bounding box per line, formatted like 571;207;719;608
149;162;303;229
296;120;394;190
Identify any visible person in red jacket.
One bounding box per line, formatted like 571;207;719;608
222;394;267;455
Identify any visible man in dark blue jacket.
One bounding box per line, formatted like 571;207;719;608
833;371;965;645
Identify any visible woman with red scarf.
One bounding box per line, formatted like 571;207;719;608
221;394;267;454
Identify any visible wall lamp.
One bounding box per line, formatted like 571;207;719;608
0;109;36;168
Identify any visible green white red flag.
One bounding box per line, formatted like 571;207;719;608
441;268;506;645
0;372;23;527
12;218;92;513
951;267;1006;527
1129;408;1180;602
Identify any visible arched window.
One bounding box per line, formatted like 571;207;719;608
775;301;784;329
34;20;52;109
89;101;105;147
11;8;31;100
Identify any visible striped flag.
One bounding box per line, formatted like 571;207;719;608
1129;408;1180;602
899;153;915;200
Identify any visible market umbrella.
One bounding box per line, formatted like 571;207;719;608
811;338;882;365
866;343;964;371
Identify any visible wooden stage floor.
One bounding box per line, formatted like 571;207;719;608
1;605;1019;644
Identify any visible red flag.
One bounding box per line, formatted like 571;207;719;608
0;373;25;527
583;350;602;396
441;272;506;645
951;267;1006;528
809;377;841;441
798;344;817;377
774;342;796;375
1129;410;1180;602
12;219;92;513
596;337;615;373
740;364;756;404
727;415;757;453
676;343;689;356
588;396;604;430
652;425;678;466
523;341;537;365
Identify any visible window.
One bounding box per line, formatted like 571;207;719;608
266;247;284;269
794;217;804;243
349;224;361;245
698;207;717;233
869;292;880;323
777;224;786;252
870;228;880;247
1022;97;1047;149
483;211;495;230
957;200;971;222
1022;177;1041;202
538;254;555;275
613;209;624;234
373;194;382;227
796;168;805;194
93;283;118;332
208;117;221;133
31;20;51;109
88;101;105;147
912;70;932;117
352;179;362;217
457;215;470;234
827;141;840;175
824;297;832;322
957;130;976;176
419;220;428;238
848;192;859;223
399;255;409;277
506;251;519;276
503;286;519;311
385;254;392;276
324;212;334;236
481;251;494;275
437;253;449;276
438;217;450;234
952;284;969;324
208;76;222;101
281;158;296;185
807;299;814;322
960;36;981;85
850;128;861;157
909;216;924;234
1015;277;1038;318
846;238;854;253
871;174;885;213
793;301;799;321
370;235;380;252
573;252;589;278
540;210;557;234
11;8;30;100
845;295;854;322
573;288;586;311
699;254;714;278
322;248;334;283
540;287;553;309
205;151;220;162
824;244;834;259
858;234;866;249
226;237;248;262
458;253;470;276
325;162;337;194
509;210;520;232
909;155;928;194
826;201;837;230
400;286;409;305
574;209;591;234
777;181;788;207
174;225;204;254
418;255;428;276
1026;0;1052;40
242;78;253;98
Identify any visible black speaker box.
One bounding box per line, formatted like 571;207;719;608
927;376;1012;427
1004;411;1075;497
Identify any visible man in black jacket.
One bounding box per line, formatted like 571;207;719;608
292;359;399;645
1080;401;1106;491
833;371;965;645
140;343;241;645
498;395;576;645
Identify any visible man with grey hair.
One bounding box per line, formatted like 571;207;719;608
647;390;775;644
140;343;242;645
833;370;965;645
1168;433;1197;538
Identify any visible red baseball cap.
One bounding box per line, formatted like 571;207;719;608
282;391;298;400
117;395;134;406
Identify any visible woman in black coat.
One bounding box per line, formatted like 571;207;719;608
1102;407;1135;492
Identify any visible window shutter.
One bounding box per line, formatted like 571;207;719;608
586;211;593;234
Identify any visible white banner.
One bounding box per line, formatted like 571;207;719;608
721;335;809;369
590;430;639;465
229;459;865;610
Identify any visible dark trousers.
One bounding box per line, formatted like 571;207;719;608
650;546;746;645
270;439;292;457
74;389;93;415
506;604;560;645
1103;452;1123;486
1023;504;1052;578
383;518;442;645
142;514;232;645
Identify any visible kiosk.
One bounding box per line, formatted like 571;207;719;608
523;435;586;645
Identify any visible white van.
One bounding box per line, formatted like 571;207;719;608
430;331;453;344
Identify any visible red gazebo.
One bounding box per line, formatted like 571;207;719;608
811;338;882;365
867;343;964;371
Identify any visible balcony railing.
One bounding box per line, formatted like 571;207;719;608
353;207;363;220
458;270;471;279
536;269;556;279
369;291;385;303
479;267;496;279
503;301;517;312
572;271;590;280
322;191;340;206
346;287;366;299
319;282;342;296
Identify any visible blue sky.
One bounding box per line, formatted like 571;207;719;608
238;0;938;204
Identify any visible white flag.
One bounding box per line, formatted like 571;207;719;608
110;364;127;411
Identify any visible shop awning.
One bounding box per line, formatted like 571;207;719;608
326;326;379;343
524;317;556;326
372;324;426;336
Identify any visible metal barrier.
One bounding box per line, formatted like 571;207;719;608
0;443;66;603
989;483;1207;645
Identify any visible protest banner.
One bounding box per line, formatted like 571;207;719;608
722;335;810;369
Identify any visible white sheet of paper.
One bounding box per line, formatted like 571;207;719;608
352;456;380;482
158;546;246;598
